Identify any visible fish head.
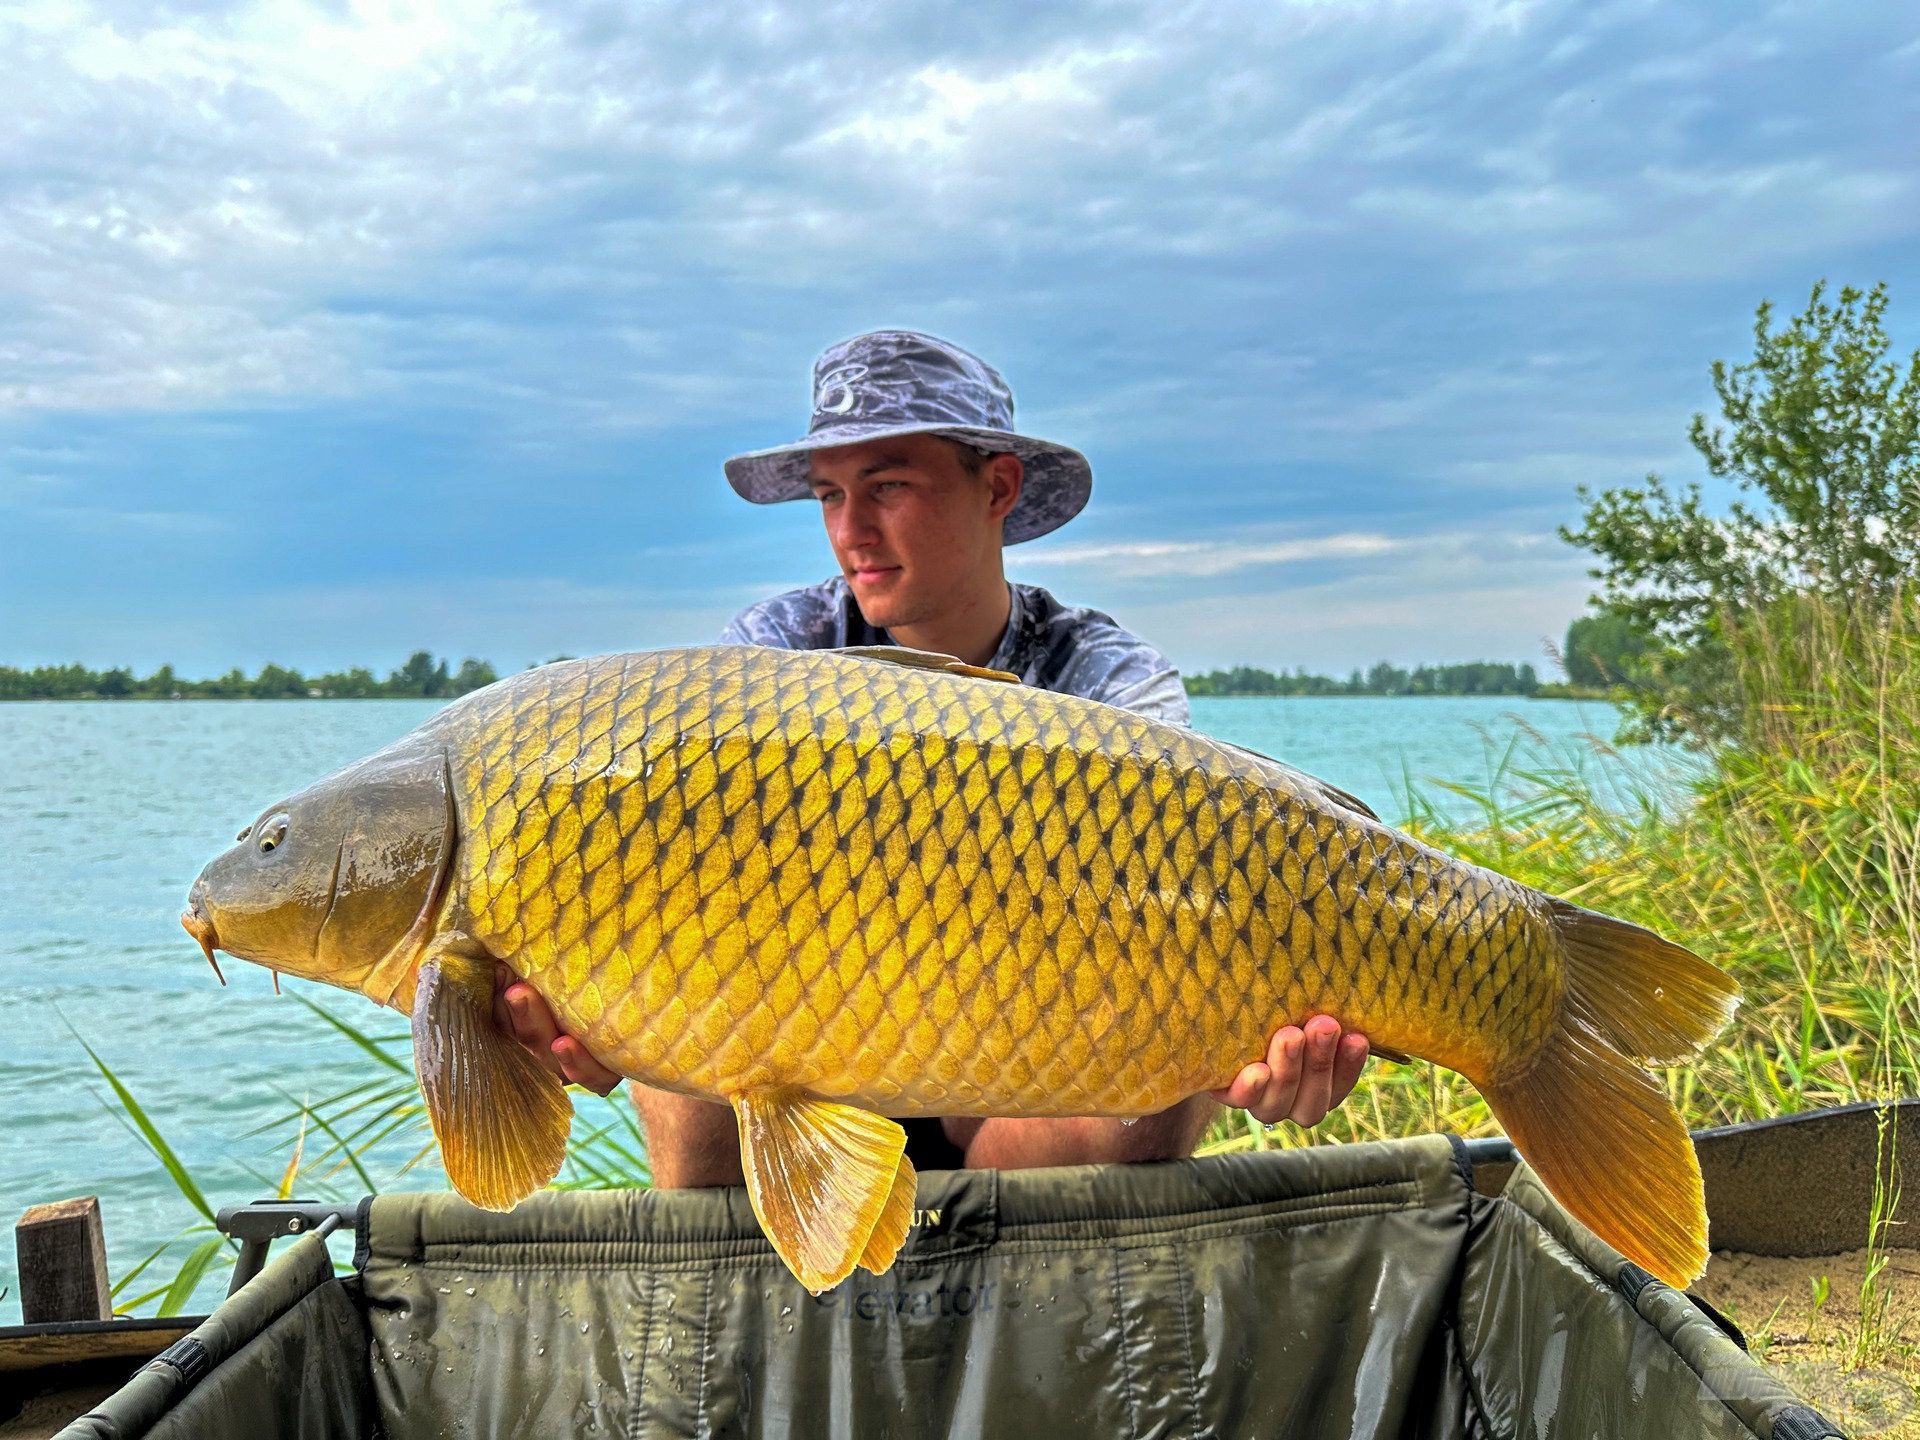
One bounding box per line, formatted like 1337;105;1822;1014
183;741;455;1005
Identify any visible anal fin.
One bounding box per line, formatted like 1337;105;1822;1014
411;943;574;1211
733;1091;913;1293
858;1154;918;1275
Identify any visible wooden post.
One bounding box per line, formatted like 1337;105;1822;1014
16;1196;112;1324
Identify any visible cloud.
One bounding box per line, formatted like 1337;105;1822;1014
1023;531;1401;578
3;0;1917;676
10;0;1915;425
1116;567;1598;676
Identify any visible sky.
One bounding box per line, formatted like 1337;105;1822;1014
3;0;1918;679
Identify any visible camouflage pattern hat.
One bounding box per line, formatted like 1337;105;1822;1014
723;330;1093;545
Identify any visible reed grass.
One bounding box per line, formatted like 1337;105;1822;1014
74;1041;241;1314
77;1013;655;1317
1207;591;1919;1160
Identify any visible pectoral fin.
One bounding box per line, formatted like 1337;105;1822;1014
733;1092;917;1293
411;944;573;1211
833;645;1020;685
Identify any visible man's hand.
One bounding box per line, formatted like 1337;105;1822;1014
492;964;623;1096
1209;1016;1370;1128
491;966;744;1187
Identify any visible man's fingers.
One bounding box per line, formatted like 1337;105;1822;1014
1288;1016;1342;1128
1244;1027;1305;1125
491;969;622;1094
493;967;562;1081
552;1036;621;1096
506;983;560;1050
1218;1018;1374;1128
1210;1061;1272;1109
1258;1028;1306;1121
1329;1032;1371;1106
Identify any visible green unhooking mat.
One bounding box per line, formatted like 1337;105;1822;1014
55;1136;1843;1439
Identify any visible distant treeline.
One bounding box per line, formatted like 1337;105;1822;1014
4;652;1548;702
1184;660;1541;697
0;651;500;701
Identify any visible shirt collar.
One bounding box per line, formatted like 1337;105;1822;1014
986;582;1027;676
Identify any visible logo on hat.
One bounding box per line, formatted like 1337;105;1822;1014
814;363;869;417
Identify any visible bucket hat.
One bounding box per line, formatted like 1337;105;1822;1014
723;330;1092;545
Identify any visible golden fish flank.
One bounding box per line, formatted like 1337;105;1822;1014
183;644;1739;1296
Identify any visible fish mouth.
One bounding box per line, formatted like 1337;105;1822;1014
181;892;227;986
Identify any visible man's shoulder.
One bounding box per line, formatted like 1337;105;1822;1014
719;579;860;650
1021;583;1167;664
1010;584;1189;725
1017;584;1163;652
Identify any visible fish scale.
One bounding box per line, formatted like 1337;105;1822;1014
187;643;1738;1293
435;648;1555;1116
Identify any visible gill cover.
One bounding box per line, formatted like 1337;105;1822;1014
188;739;455;1000
315;743;457;1004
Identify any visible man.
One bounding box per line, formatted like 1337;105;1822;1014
498;330;1371;1186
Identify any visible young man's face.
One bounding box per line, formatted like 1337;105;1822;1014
807;434;1022;631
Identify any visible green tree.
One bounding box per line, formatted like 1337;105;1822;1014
1561;612;1652;688
1562;281;1920;739
390;651;443;697
313;666;380;698
1365;661;1409;695
252;663;309;698
452;658;499;694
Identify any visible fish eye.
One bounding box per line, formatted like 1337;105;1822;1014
257;814;291;855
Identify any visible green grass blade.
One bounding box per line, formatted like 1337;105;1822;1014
73;1033;216;1225
157;1236;227;1317
294;1096;382;1195
293;994;411;1073
109;1229;197;1302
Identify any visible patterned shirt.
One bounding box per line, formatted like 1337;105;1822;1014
718;577;1189;726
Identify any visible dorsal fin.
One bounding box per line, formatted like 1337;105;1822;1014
833;645;1020;684
1209;738;1381;822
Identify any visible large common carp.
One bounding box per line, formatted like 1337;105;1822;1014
182;645;1737;1293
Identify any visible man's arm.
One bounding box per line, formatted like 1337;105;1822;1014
945;1015;1369;1167
942;1097;1218;1168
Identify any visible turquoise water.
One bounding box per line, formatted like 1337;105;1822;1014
0;693;1632;1321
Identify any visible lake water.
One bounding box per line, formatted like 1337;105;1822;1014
0;692;1634;1321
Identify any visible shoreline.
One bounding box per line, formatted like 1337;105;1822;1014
0;691;1616;704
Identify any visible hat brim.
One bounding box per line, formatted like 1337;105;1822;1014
723;421;1091;546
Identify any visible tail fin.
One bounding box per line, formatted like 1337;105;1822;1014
1551;901;1739;1063
1478;902;1739;1289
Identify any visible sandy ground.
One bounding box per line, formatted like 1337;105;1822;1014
1694;1247;1920;1438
